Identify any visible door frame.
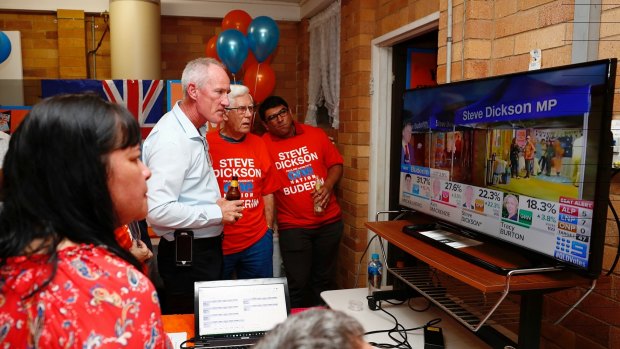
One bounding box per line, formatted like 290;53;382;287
368;12;440;257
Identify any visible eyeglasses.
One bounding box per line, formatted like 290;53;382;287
265;108;289;123
225;105;255;114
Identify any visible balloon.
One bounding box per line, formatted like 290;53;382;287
216;29;249;74
243;63;276;103
0;32;12;64
222;10;252;35
247;16;279;63
242;50;273;73
205;36;220;61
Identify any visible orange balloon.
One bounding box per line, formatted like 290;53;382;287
244;63;276;104
205;36;220;61
242;50;274;73
222;10;253;35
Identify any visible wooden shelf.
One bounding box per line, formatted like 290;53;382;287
366;219;596;347
365;220;591;293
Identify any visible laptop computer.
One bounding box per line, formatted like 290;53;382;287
193;277;291;348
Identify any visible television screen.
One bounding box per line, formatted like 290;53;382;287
398;59;617;277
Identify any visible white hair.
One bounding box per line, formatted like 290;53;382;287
228;84;252;107
254;309;366;349
180;57;226;96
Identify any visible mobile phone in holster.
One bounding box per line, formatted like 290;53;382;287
174;230;193;267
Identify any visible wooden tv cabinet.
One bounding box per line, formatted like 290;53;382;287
365;220;593;349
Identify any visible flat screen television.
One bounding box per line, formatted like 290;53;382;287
398;59;617;278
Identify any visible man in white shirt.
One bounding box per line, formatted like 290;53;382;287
143;58;244;314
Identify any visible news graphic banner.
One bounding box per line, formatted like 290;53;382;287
400;172;594;268
454;76;591;125
42;79;164;139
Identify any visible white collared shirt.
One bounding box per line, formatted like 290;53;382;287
143;102;223;241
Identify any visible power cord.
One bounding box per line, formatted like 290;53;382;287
179;337;195;348
606;168;620;276
86;12;109;79
355;209;415;287
364;299;441;348
354;234;380;287
407;296;432;312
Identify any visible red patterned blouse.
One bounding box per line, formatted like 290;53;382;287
0;244;171;348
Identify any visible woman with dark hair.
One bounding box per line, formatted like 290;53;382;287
0;94;170;348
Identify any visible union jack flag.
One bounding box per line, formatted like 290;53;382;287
41;79;164;139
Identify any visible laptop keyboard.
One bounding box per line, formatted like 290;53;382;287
220;332;266;338
194;333;262;349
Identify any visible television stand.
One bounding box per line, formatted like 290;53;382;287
366;220;595;349
402;227;548;275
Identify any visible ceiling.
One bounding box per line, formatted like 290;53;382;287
0;0;335;21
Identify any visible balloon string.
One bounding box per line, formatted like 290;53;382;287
250;63;260;133
232;73;237;84
254;63;260;102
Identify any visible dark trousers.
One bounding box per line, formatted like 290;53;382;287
510;158;519;177
279;220;343;308
538;156;548;174
525;159;533;177
157;234;223;314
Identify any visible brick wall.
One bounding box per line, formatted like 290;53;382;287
131;16;299;107
336;0;444;290
0;11;300;111
56;9;86;78
0;11;57;105
338;0;374;288
600;3;620;118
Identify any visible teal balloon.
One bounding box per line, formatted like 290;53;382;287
216;29;248;74
0;32;11;64
247;16;279;63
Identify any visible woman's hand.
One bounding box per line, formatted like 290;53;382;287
129;239;153;263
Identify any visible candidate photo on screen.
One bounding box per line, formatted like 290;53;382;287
462;185;475;210
401;121;414;165
404;173;412;193
502;193;520;221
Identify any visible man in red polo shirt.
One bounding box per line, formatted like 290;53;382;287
258;96;344;308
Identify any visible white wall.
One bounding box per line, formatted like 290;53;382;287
0;31;24;105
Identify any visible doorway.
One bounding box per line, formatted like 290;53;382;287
368;13;440;239
388;31;439;212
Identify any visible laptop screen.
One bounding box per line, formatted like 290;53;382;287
194;278;290;338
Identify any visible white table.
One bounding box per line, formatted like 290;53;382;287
321;288;491;349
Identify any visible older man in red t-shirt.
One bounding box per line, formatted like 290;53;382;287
207;85;280;280
258;96;344;308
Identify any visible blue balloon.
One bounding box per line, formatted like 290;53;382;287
0;32;12;64
247;16;279;63
216;29;248;74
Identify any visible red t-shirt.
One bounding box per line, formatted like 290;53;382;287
207;132;280;254
262;122;343;230
0;244;170;348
